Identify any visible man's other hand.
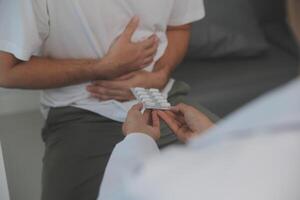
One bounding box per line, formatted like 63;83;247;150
103;16;159;79
87;70;168;101
123;104;161;141
157;103;214;143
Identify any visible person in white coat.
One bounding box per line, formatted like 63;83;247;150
98;1;300;199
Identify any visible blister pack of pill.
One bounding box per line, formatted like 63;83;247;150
131;87;171;110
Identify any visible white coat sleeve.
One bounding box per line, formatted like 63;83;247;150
97;133;160;200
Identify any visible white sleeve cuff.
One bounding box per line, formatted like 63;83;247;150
118;133;160;157
0;40;32;61
98;133;159;200
168;7;205;26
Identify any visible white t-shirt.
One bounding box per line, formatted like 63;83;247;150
0;0;205;122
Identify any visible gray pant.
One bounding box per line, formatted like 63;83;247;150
41;81;218;200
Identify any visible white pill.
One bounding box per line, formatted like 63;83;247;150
161;103;171;107
142;98;152;102
137;91;147;95
152;93;162;98
149;88;160;93
154;96;165;100
140;94;150;99
145;102;156;107
157;99;168;103
134;87;145;91
151;91;160;94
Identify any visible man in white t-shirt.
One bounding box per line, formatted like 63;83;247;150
98;1;300;199
0;0;216;199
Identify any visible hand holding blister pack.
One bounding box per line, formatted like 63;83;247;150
131;87;171;110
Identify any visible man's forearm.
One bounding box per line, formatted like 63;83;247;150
288;0;300;43
0;20;159;90
0;55;115;89
153;25;191;80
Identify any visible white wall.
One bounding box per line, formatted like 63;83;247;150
0;88;44;200
0;88;40;116
0;142;10;200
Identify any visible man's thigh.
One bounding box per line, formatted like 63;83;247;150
41;107;124;200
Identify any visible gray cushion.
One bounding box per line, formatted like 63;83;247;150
176;45;299;117
264;21;299;57
187;0;269;59
250;0;286;24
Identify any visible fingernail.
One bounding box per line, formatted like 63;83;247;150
132;16;139;23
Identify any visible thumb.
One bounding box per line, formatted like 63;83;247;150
123;16;139;40
128;103;144;117
131;103;143;112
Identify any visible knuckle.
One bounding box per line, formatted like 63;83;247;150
100;82;107;87
136;48;143;56
101;95;109;100
98;87;106;94
178;103;185;108
151;47;157;53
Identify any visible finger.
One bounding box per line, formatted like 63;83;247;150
157;111;180;133
172;103;192;115
162;111;184;127
139;34;157;49
90;91;133;102
165;110;178;118
86;86;100;94
87;85;119;96
87;87;125;100
87;86;128;97
111;95;134;102
170;106;180;113
142;56;154;66
145;34;159;49
152;111;160;129
165;111;185;124
131;103;144;112
114;73;135;81
126;103;144;125
123;16;140;39
90;93;112;101
144;41;159;57
92;80;126;90
143;110;151;124
177;126;193;143
98;94;133;102
139;62;153;69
